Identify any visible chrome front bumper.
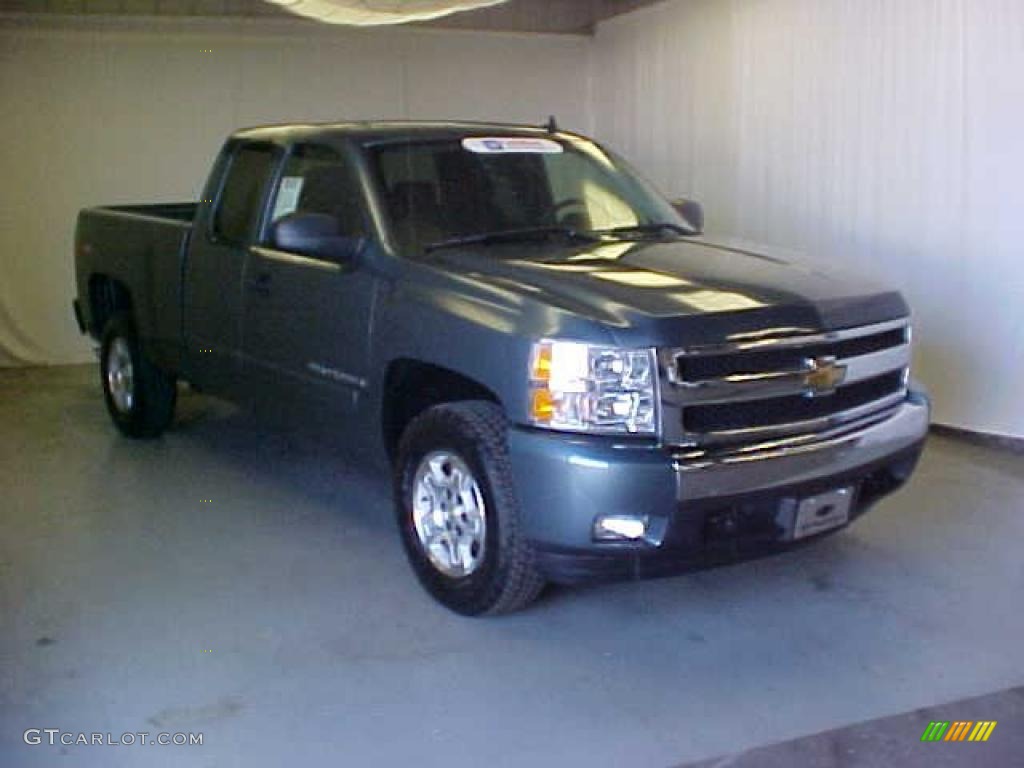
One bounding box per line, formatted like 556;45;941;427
673;389;930;502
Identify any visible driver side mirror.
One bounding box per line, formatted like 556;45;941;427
671;199;704;235
269;212;363;266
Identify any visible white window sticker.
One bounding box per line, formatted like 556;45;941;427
272;176;304;220
462;137;564;154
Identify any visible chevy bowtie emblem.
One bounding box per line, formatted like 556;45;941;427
802;355;846;396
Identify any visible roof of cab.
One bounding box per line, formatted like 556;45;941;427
230;119;578;145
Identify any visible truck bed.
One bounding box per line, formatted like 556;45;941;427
74;202;197;373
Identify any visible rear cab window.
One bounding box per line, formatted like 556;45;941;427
211;143;278;244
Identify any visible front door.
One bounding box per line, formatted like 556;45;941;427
241;143;376;423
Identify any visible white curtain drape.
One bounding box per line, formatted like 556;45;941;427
0;16;588;367
593;0;1024;437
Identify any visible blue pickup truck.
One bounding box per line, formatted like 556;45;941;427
73;121;929;614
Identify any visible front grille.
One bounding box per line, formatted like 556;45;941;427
678;328;907;380
659;318;911;447
682;371;905;433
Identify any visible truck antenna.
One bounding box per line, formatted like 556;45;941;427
545;115;559;133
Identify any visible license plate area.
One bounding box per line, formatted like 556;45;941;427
791;487;853;540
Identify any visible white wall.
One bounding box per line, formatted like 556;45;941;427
0;15;589;366
592;0;1024;438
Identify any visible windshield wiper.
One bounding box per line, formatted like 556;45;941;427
424;226;598;254
594;222;697;238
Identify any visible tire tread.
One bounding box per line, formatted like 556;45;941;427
100;313;176;439
396;401;545;616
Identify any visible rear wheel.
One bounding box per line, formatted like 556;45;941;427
99;313;176;438
395;401;545;616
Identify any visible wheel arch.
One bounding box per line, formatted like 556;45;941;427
88;274;134;337
381;358;502;465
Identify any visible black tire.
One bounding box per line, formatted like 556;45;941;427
99;313;176;439
395;401;545;616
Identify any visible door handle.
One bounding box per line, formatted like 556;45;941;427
250;272;272;297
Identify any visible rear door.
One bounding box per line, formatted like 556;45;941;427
241;142;376;421
184;141;279;398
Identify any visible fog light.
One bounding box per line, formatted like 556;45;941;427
593;514;648;542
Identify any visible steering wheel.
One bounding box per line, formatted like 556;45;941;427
548;197;587;225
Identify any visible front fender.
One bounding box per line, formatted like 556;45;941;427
369;260;618;426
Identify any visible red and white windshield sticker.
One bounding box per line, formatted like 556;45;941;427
462;137;563;154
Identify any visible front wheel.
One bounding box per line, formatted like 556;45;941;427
99;313;176;438
395;401;545;616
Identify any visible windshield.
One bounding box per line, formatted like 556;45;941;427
368;135;691;254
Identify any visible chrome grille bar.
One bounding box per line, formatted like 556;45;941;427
672;317;910;357
678;391;908;445
666;343;910;405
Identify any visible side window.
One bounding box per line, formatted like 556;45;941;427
212;144;276;245
267;144;365;239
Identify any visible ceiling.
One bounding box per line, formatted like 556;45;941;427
0;0;664;34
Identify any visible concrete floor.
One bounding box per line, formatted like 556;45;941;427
2;365;1022;767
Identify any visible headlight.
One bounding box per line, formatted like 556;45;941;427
528;340;658;435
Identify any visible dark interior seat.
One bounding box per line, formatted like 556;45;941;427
297;165;364;236
389;181;444;251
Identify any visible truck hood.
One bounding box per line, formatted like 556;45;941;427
428;237;908;347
